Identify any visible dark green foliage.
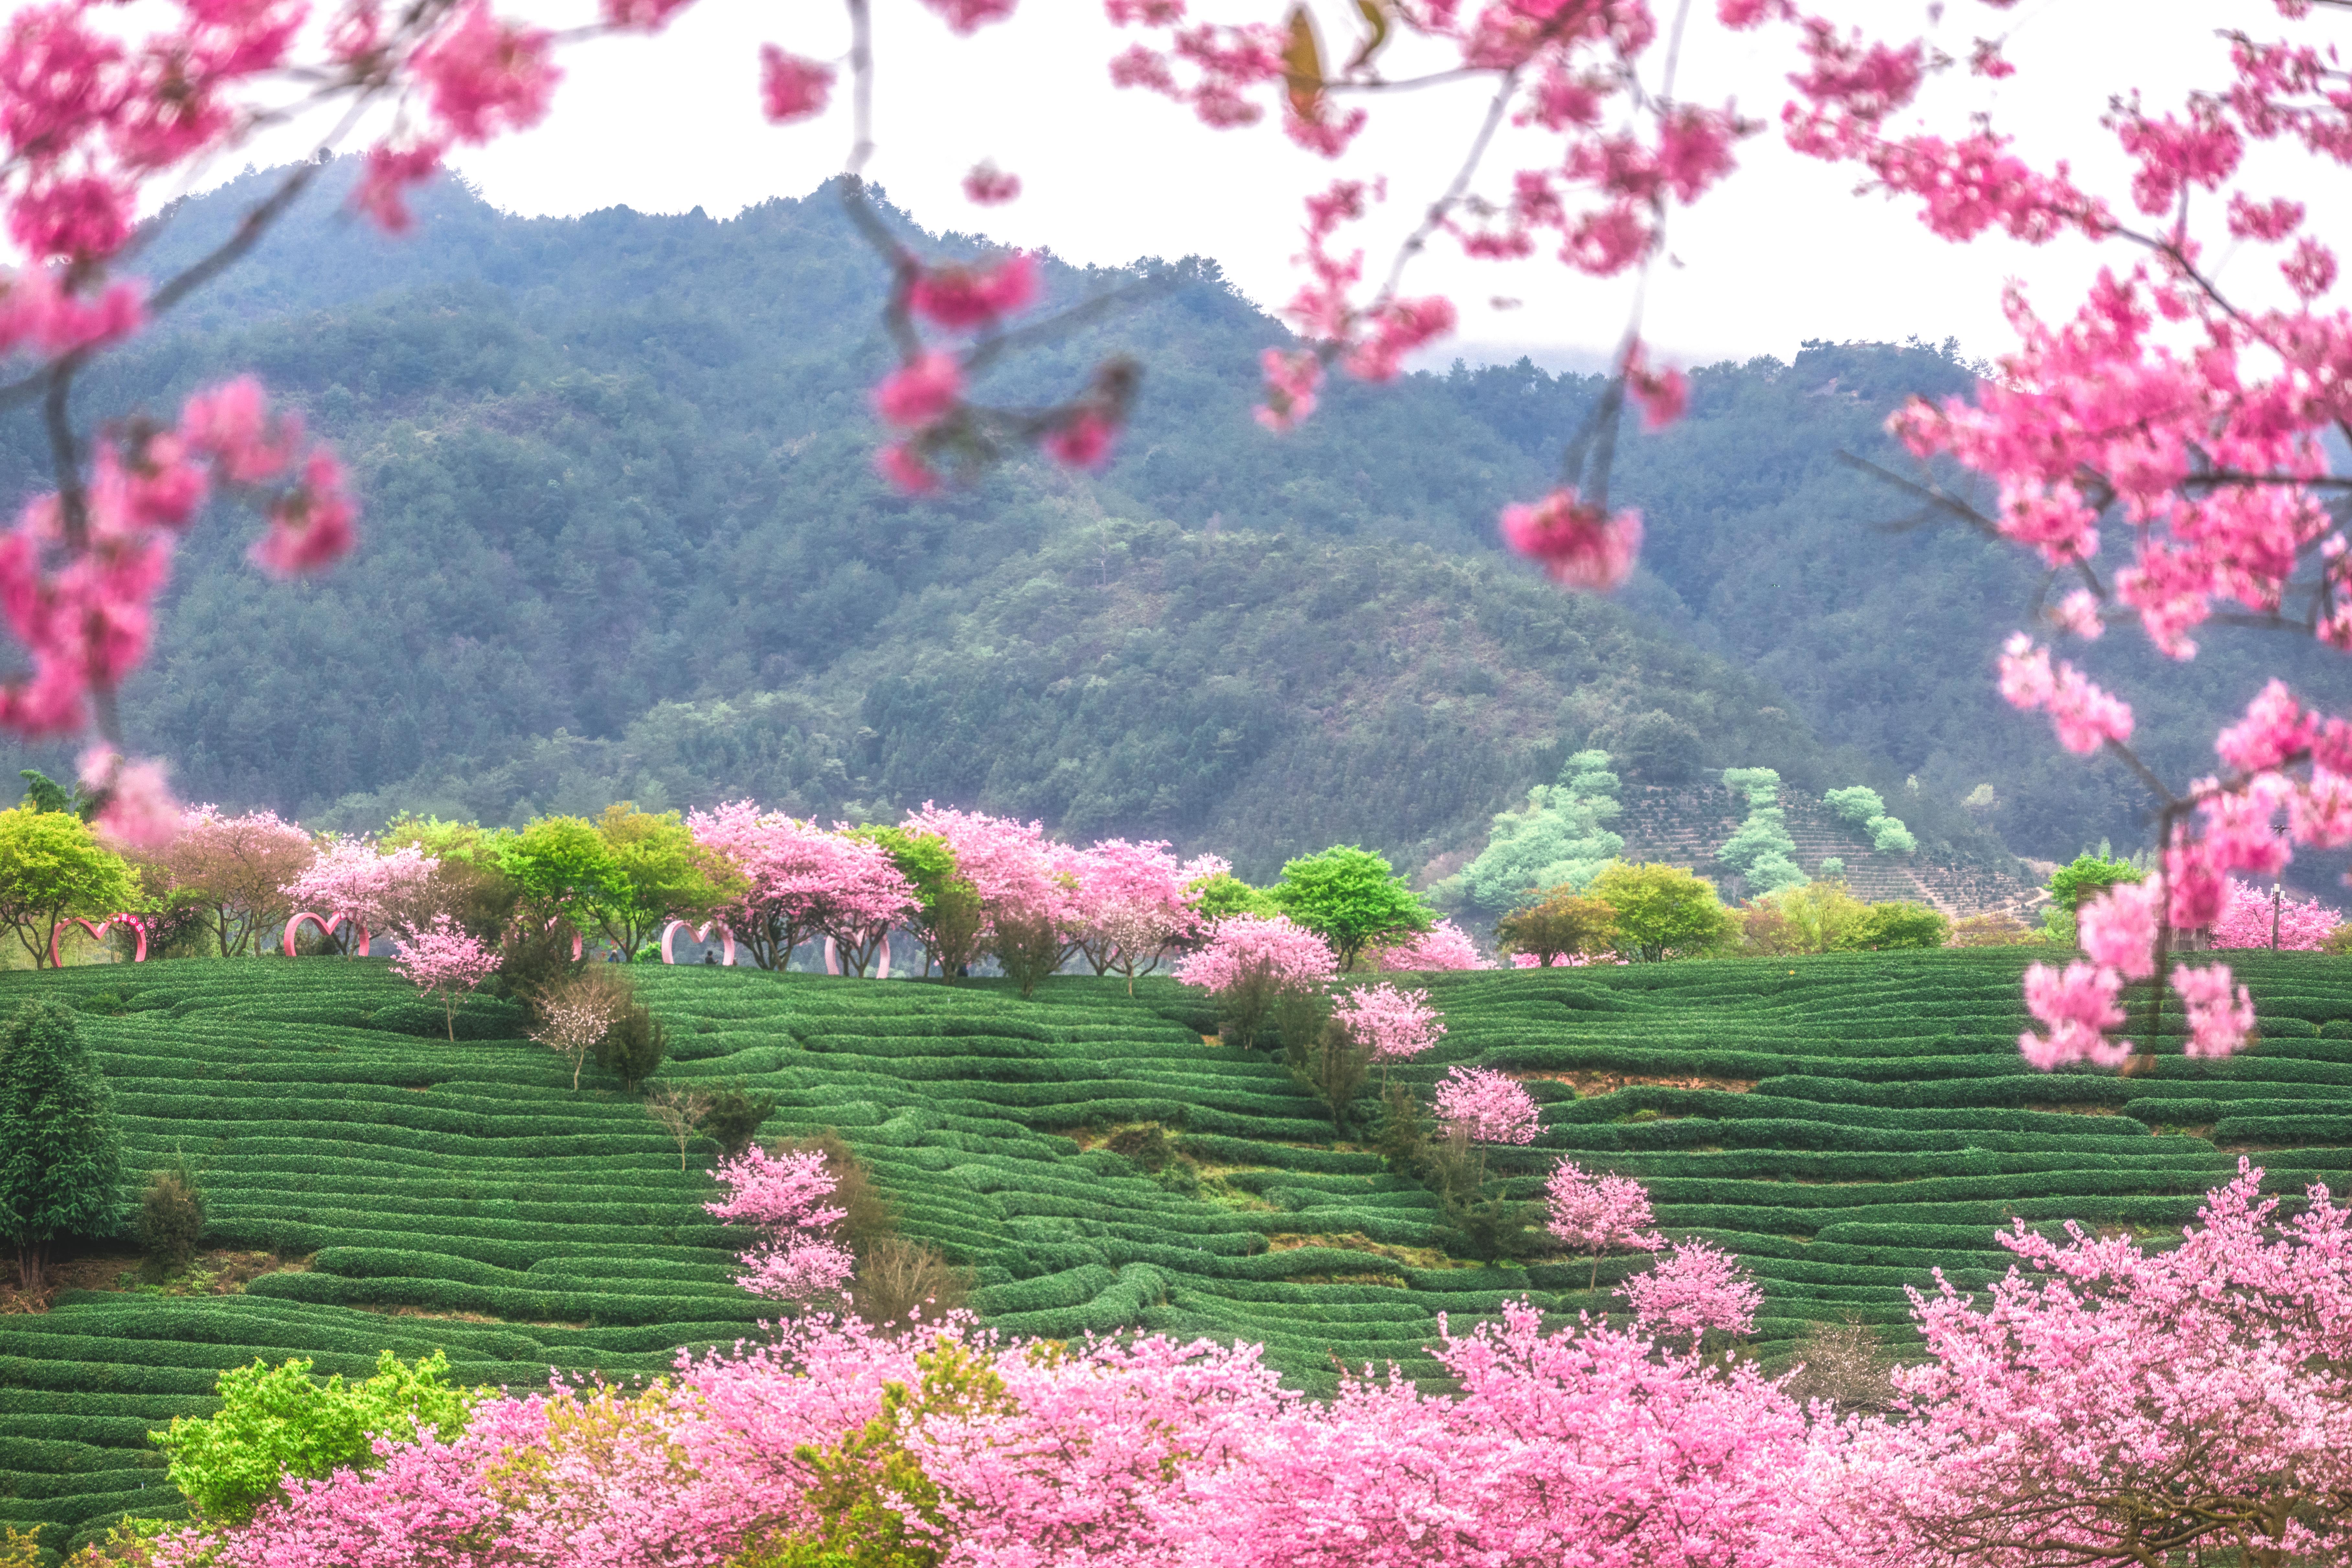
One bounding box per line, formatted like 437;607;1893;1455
594;998;667;1091
495;917;586;1011
701;1083;778;1159
1852;902;1949;950
1293;1019;1370;1134
989;909;1063;999
2048;854;2145;912
0;1001;124;1290
1275;987;1332;1068
18;768;90;819
1102;1122;1176;1174
135;1162;206;1280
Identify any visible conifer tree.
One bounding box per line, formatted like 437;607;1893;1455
0;1002;124;1291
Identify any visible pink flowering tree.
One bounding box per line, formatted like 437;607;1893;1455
689;803;914;973
151;807;315;958
1619;1239;1763;1351
1861;1160;2352;1565
1547;1158;1664;1290
279;837;433;955
2211;877;2346;953
388;914;501;1041
703;1145;854;1305
1171;911;1336;1047
899;803;1076;978
1068;839;1220;992
1372;917;1488;972
1330;981;1444;1068
1431;1064;1542;1201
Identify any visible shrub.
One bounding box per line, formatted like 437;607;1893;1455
646;1086;715;1170
595;996;668;1091
150;1350;480;1525
1103;1122;1176;1173
1293;1018;1372;1134
1274;987;1331;1067
989;908;1063;999
134;1161;205;1280
2325;922;2352;955
494;916;586;1011
0;1000;124;1292
850;1235;975;1331
776;1131;895;1251
1951;911;2042;947
1851;902;1949;951
702;1083;780;1159
531;966;635;1090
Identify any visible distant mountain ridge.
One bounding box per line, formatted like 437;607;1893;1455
0;159;2318;882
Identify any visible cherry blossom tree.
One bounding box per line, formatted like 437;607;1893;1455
2211;876;2345;952
279;837;433;955
1067;839;1220;990
388;915;501;1041
152;807;314;958
1330;981;1444;1063
1372;917;1487;972
689;802;914;972
1432;1065;1540;1147
1547;1158;1664;1290
1619;1238;1762;1350
1172;911;1336;1047
703;1144;854;1304
1856;1160;2352;1566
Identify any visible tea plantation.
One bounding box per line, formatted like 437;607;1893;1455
6;949;2352;1556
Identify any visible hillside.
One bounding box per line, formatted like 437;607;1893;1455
7;953;2352;1557
0;161;2328;875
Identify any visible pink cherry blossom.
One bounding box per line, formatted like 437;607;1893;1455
1997;634;2134;754
874;441;940;493
1066;838;1208;987
281;836;434;936
1171;912;1335;994
704;1145;853;1302
411;3;560;145
1620;1238;1762;1345
908;253;1038;332
2210;877;2345;951
689;802;914;972
921;0;1017;35
1432;1064;1541;1145
872;351;964;428
1253;347;1322;433
2075;877;2160;980
389;915;501;1039
1546;1158;1663;1278
1373;917;1486;970
759;45;833;123
2018;959;2131;1071
2171;961;2256;1057
1500;487;1643;591
351;141;445;233
1330;982;1444;1062
1042;408;1115;468
76;744;176;849
962;160;1021;204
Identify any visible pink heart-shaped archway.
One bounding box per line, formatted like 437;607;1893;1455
822;930;893;978
660;919;737;965
50;913;146;967
283;910;370;959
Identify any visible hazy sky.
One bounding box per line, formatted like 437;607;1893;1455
264;0;2352;370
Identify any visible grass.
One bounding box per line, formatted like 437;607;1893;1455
2;948;2350;1559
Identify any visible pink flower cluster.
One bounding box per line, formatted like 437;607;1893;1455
1330;981;1445;1063
1619;1238;1763;1345
0;375;353;748
1171;912;1335;995
2026;874;2262;1068
1371;916;1486;971
1545;1158;1662;1256
388;914;500;1036
2210;877;2345;951
1432;1064;1541;1145
1067;837;1225;986
687;803;916;973
1996;635;2133;755
703;1145;853;1303
281;837;433;936
1499;486;1644;592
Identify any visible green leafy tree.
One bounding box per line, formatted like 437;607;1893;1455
1268;845;1431;969
1851;901;1950;950
588;802;745;956
0;808;140;968
150;1351;482;1525
1495;887;1620;966
1755;880;1874;954
1826;784;1919;856
1715;768;1807;896
17;768;91;819
860;826;985;980
0;1001;124;1290
1185;872;1276;922
1435;750;1626;913
2043;853;2147;942
1590;861;1736;962
495;815;619;946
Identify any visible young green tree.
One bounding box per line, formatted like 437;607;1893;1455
495;815;619;949
1589;862;1736;962
1185;871;1277;922
0;808;140;968
1850;902;1950;950
0;1001;124;1291
150;1351;481;1525
588;802;745;956
2043;853;2147;944
1495;887;1621;966
1267;845;1431;969
859;826;985;980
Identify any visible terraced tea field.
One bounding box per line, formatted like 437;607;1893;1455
5;949;2351;1557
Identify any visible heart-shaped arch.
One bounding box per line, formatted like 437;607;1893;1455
659;919;737;965
50;913;147;967
283;910;370;959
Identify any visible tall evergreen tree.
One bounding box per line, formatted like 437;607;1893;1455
0;1002;124;1291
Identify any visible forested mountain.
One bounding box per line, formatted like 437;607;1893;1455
0;159;2322;877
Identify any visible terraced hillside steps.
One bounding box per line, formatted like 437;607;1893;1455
3;952;2351;1559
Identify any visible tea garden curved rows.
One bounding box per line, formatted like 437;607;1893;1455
4;949;2350;1557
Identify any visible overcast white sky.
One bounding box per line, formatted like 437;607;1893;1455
256;0;2352;371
